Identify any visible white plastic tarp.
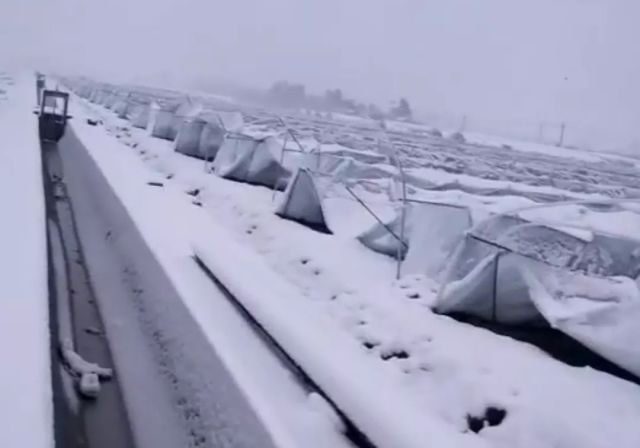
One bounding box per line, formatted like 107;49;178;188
522;256;640;377
401;202;472;279
357;210;407;259
436;231;640;376
169;100;203;138
213;136;259;181
214;110;244;132
130;104;151;129
150;109;178;141
213;135;291;189
113;99;129;118
199;123;225;161
276;168;331;233
246;137;291;188
358;201;472;278
175;118;206;158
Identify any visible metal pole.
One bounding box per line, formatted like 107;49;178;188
557;122;566;147
276;116;305;153
491;253;500;322
344;186;407;249
391;145;408;280
273;135;289;201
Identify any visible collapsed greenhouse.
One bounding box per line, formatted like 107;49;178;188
276;168;332;234
87;85;640;383
432;201;640;378
212;134;294;189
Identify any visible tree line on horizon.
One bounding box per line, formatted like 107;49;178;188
266;80;413;121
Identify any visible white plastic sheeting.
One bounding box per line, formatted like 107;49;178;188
88;90;100;103
303;151;394;184
436;212;640;377
357;209;407;259
199;123;225;161
401;201;472;279
196;110;243;161
105;94;121;110
358;201;472;280
130;104;151;129
213;135;291;189
436;214;640;322
437;240;501;320
168;100;203;139
213;135;260;181
113;99;130;119
276;168;332;234
174;118;206;158
150;108;178;141
473;213;640;278
247;138;291;189
96;90;110;106
212;110;244;132
525;260;640;377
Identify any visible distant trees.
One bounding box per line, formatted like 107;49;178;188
390;97;413;121
367;103;385;120
324;88;344;109
267;80;415;123
268;81;306;107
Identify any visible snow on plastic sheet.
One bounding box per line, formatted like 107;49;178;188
276;168;330;232
130;104;151;129
175;118;206;158
199;123;225;160
475;204;640;277
246;136;291;188
215;110;244;132
150;109;177;140
436;239;500;319
518;201;640;244
214;135;258;180
522;258;640;376
357;207;408;259
402;201;472;280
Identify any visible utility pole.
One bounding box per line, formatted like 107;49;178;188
557;122;566;147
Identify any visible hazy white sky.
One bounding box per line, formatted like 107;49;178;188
1;0;638;151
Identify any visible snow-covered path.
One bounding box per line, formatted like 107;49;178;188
0;74;53;447
64;98;359;447
70;91;640;448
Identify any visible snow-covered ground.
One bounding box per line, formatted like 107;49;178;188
70;89;640;448
0;73;53;447
259;111;640;200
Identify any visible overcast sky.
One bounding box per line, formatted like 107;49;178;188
1;0;638;152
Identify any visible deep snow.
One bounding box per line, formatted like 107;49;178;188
69;88;640;448
0;73;53;447
67;99;353;448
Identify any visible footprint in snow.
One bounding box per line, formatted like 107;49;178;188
466;407;507;433
362;340;379;350
379;349;410;361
